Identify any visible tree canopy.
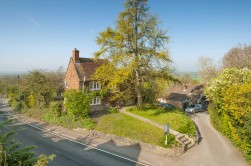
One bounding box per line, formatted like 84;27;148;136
222;45;251;70
198;56;219;83
8;68;64;111
94;0;178;107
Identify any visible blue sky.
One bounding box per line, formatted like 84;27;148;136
0;0;251;74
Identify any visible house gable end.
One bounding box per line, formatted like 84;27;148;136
64;58;81;89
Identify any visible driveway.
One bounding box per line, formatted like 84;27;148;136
175;112;248;166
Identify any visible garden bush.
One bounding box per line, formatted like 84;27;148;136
205;68;251;163
108;107;119;114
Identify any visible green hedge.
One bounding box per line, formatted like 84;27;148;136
208;103;251;164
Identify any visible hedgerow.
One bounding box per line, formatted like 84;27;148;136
205;68;251;162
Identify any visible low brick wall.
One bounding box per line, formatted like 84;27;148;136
74;127;185;156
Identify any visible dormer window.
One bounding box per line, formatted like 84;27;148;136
89;81;101;91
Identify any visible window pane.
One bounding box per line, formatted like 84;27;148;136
96;96;100;104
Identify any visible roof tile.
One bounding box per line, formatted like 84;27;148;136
74;58;108;81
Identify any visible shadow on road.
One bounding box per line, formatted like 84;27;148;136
2;119;142;166
0;98;144;166
192;120;203;144
85;139;142;166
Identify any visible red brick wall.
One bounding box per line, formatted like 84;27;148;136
64;58;80;90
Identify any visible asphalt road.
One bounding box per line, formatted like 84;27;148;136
0;108;145;166
177;112;249;166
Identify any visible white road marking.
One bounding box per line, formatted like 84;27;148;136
6;122;25;126
6;111;150;166
0;114;10;117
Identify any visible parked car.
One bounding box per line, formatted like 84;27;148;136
160;103;175;109
185;104;203;113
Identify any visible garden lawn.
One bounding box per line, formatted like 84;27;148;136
128;107;196;136
95;113;177;147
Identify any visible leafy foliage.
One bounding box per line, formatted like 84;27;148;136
205;68;251;162
43;112;95;130
49;101;64;117
94;0;179;108
64;89;92;118
0;120;54;166
107;107;119;114
222;84;251;125
8;68;64;112
205;68;251;110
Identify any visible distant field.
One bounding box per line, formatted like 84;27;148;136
178;72;202;82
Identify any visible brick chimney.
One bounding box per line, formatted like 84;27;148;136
72;48;80;63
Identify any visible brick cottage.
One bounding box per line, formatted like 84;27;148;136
64;48;109;111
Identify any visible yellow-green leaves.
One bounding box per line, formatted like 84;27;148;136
206;68;251;160
222;84;251;125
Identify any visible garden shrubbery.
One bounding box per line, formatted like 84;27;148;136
108;107;119;114
205;68;251;162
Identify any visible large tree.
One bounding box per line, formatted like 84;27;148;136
222;45;251;70
198;56;219;83
94;0;177;108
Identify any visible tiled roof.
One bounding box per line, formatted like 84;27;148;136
165;84;204;102
165;84;201;95
74;58;108;81
165;93;188;102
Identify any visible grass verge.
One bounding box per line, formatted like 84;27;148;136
22;108;95;129
22;107;178;148
128;107;196;136
95;113;178;148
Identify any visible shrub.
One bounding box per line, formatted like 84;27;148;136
43;110;95;130
205;69;251;163
64;89;92;118
27;94;37;108
108;107;119;114
0;120;54;165
81;118;96;129
208;104;223;132
49;101;63;117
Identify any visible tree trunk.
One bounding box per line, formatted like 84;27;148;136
134;0;143;109
135;69;143;109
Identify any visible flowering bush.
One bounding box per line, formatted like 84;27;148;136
205;68;251;161
205;68;251;110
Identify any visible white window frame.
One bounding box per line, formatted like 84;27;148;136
65;80;69;88
91;96;101;105
89;81;101;91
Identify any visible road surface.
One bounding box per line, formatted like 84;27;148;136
0;106;146;166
